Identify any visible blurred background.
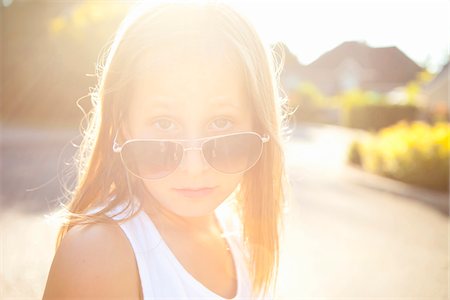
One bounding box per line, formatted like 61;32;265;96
1;0;448;299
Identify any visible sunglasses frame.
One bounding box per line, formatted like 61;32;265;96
112;131;270;180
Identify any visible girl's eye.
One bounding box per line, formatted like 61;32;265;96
152;118;176;131
210;118;233;130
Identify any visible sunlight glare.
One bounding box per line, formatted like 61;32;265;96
2;0;13;7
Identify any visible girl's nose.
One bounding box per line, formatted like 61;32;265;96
178;148;209;175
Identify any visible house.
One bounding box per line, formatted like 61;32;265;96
277;41;423;97
422;61;449;120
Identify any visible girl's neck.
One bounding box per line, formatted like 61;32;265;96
141;198;219;236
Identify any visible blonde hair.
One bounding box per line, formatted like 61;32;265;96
54;1;292;298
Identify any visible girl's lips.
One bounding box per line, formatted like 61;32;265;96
173;187;216;198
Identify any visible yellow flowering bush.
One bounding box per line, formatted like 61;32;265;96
348;121;449;191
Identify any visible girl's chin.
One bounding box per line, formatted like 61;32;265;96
165;199;221;219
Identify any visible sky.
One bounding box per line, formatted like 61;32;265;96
228;0;449;73
1;0;448;73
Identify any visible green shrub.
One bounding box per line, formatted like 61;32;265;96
350;121;450;191
290;82;326;123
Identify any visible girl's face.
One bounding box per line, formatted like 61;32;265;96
125;44;253;218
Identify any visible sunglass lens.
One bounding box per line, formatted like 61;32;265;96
120;141;183;179
203;133;263;173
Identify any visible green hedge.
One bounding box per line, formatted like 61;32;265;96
343;104;419;131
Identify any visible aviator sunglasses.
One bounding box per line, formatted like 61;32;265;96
112;131;270;180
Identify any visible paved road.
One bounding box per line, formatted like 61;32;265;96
278;123;448;299
0;124;448;299
1;127;80;212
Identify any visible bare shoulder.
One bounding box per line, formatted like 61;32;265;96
43;221;141;299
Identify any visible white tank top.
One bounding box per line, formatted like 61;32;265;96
90;197;271;299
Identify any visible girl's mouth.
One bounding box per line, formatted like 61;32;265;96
173;187;216;198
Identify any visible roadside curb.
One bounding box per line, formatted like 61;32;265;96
295;121;449;214
343;164;449;213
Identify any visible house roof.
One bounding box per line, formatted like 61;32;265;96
305;41;422;83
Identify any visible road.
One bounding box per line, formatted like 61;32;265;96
0;124;448;299
278;123;448;299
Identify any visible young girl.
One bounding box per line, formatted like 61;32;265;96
43;1;291;299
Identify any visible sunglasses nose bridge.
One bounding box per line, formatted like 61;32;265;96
183;146;202;152
177;143;210;174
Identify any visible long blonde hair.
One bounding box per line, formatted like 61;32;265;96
55;1;292;297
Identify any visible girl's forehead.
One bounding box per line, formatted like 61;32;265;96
130;45;248;107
